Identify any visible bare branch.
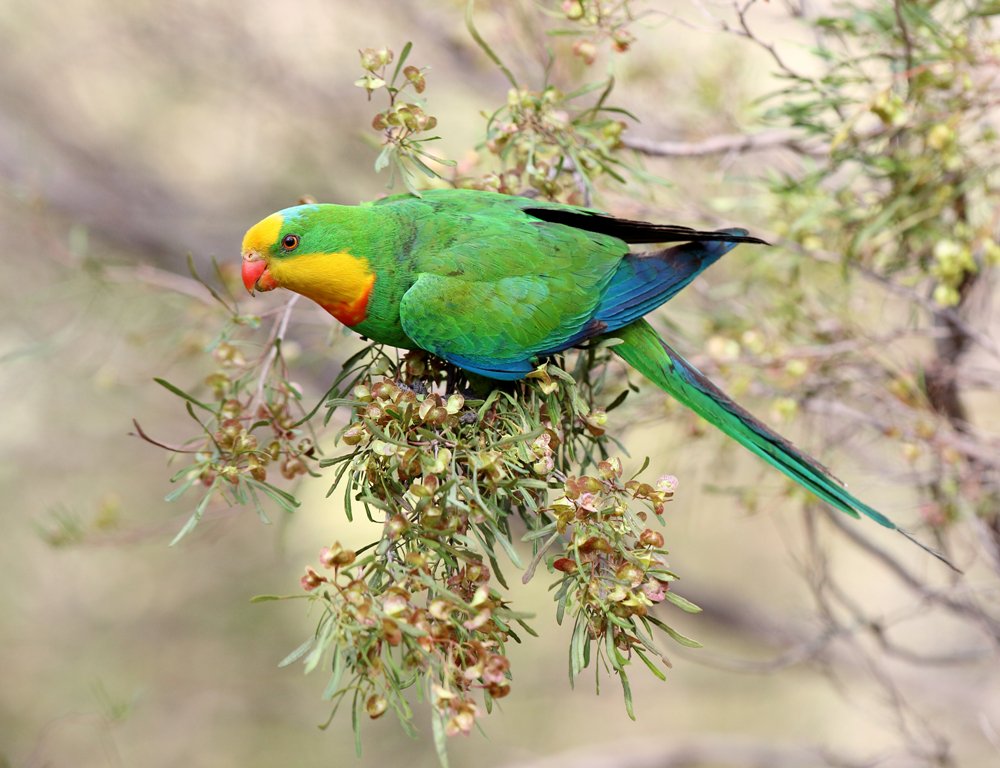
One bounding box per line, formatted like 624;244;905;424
248;294;300;414
104;264;216;305
623;128;821;158
800;244;1000;364
821;509;1000;640
806;398;1000;470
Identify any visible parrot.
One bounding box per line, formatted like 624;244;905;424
240;188;952;568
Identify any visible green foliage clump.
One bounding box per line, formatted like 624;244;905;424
138;277;315;544
355;43;450;195
263;346;695;752
356;1;646;203
472;82;630;201
766;1;999;306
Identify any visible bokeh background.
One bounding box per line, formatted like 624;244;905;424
2;1;999;767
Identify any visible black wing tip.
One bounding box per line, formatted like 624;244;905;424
524;206;770;246
666;231;770;246
897;527;963;574
710;232;770;246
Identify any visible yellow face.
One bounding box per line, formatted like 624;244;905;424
240;206;376;327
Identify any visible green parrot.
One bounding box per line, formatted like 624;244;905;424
240;188;950;566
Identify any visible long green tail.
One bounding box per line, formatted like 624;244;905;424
612;320;956;570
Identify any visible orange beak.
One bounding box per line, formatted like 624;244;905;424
241;252;278;294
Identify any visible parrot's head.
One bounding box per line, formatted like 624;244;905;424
240;204;376;326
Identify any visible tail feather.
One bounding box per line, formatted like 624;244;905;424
612;320;959;571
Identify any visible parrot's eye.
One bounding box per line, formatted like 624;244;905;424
281;234;301;251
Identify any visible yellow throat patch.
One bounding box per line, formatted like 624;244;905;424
241;211;376;326
268;250;376;327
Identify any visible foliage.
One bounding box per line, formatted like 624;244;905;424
136;268;316;545
355;43;451;195
765;1;999;307
257;345;694;754
150;312;697;755
703;0;1000;533
356;1;646;203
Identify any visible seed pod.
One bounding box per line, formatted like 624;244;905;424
365;694;388;719
615;563;644;587
386;514;410;539
341;423;367;446
638;529;664;548
553;557;577;573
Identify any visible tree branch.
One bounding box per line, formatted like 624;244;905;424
623;128;821;158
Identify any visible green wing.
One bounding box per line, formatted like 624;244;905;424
396;197;626;378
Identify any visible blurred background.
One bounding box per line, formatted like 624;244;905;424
2;1;999;766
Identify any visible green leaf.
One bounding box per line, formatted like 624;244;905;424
352;689;363;757
250;593;307;603
494;424;545;448
619;668;636;721
247;479;300;513
664;591;702;613
187;253;237;315
646;615;702;648
390;41;413;86
374;144;394;174
154;377;213;412
570;616;588;679
554;578;570;625
278;638;314;668
515;618;539;638
481;522;523;568
633;647;667;682
465;0;518;89
408;153;442;180
476;389;501;420
323;650;344;700
431;709;451;768
169;484;216;546
164;472;198;503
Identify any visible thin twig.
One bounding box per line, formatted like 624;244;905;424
725;0;802;80
821;508;1000;640
104;264;216;305
130;418;201;454
249;294;300;414
807;398;1000;470
624;128;821;158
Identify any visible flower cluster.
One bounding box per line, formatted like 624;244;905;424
298;538;514;738
149;309;317;542
355;45;448;194
766;3;999;308
547;459;691;675
471;85;627;201
283;347;698;743
200;371;315;487
559;0;639;64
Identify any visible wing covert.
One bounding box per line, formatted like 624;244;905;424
399;257;612;379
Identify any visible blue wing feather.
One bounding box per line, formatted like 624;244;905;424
592;230;746;332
